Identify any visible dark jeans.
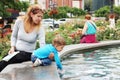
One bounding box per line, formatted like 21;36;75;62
0;51;32;72
31;55;52;66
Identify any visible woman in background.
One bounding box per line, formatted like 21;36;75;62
109;14;115;28
80;14;98;43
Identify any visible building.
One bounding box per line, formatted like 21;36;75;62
29;0;84;10
21;0;120;11
47;0;84;10
92;0;111;11
92;0;120;11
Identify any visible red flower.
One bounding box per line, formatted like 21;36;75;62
49;9;58;16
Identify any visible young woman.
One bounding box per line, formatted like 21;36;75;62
80;14;98;43
0;4;46;72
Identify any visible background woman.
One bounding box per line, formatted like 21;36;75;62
80;14;98;43
109;14;115;28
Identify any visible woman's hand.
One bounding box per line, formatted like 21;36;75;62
8;46;15;54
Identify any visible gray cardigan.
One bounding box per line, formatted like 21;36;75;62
11;19;46;53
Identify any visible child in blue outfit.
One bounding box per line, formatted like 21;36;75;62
31;35;66;72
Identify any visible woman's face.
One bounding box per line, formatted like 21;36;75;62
31;12;43;25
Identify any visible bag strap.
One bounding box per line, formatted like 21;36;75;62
89;22;96;30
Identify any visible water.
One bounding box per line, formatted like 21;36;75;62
62;46;120;80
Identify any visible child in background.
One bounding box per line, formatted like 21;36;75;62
31;35;66;73
109;14;115;28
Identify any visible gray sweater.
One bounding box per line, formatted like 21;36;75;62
11;19;46;53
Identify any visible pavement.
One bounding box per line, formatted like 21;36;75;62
0;62;60;80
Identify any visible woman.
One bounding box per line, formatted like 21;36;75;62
80;14;97;43
0;4;46;72
109;14;115;28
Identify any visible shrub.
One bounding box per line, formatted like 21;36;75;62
0;36;10;59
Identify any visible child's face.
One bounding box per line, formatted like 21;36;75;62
56;45;64;52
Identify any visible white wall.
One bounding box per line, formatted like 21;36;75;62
115;0;120;6
72;1;79;8
37;0;46;9
72;0;84;10
28;0;46;9
82;0;84;10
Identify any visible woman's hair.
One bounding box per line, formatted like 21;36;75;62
85;14;91;20
52;35;66;46
24;4;44;32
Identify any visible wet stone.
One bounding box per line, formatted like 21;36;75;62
0;62;60;80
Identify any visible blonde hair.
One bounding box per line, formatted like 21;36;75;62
24;4;44;32
52;35;66;46
85;14;91;20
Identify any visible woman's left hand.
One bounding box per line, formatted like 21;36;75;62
8;46;15;54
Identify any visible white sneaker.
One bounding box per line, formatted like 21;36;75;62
33;58;42;67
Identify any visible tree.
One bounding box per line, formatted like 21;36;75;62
0;0;29;18
84;0;92;12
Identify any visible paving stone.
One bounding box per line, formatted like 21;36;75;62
0;62;60;80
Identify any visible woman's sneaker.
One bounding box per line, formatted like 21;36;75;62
33;58;42;67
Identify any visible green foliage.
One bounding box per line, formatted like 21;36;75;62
95;6;110;17
0;37;10;59
84;0;92;11
72;7;86;16
46;22;82;45
15;1;30;11
56;11;68;19
46;32;55;44
43;10;51;19
0;1;29;18
94;6;120;22
43;6;86;19
74;24;83;29
114;6;120;15
95;20;109;27
73;20;84;29
116;19;120;28
0;2;11;18
113;6;120;21
97;28;120;41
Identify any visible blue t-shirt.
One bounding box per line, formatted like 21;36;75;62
86;22;96;35
33;44;62;70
